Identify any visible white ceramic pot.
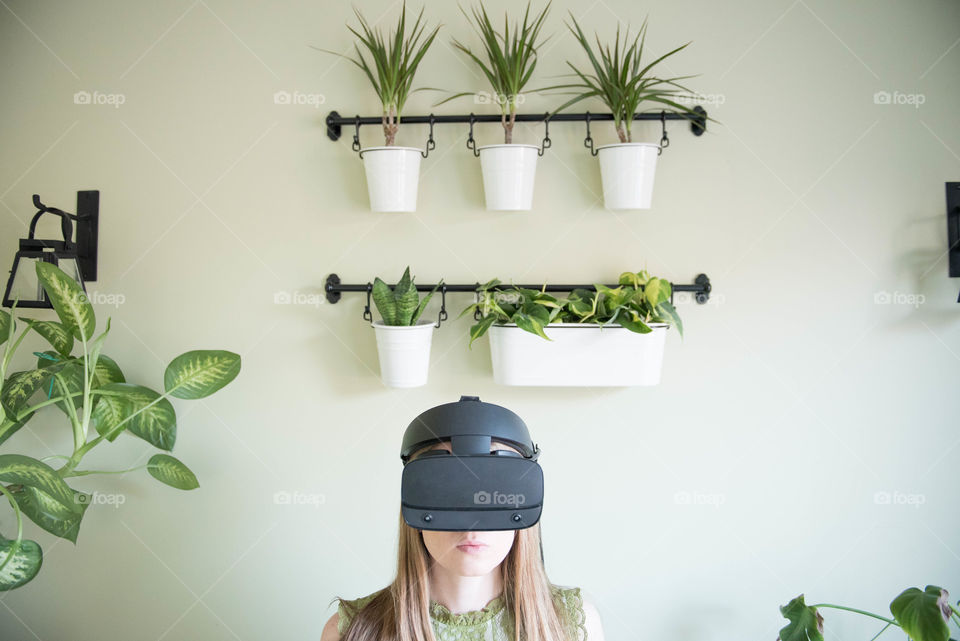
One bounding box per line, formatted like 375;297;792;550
477;144;539;210
596;142;660;210
360;146;422;212
488;322;669;386
371;319;435;387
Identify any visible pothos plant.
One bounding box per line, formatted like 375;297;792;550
371;266;441;326
314;1;442;146
458;269;682;348
433;0;553;144
778;586;960;641
0;262;241;590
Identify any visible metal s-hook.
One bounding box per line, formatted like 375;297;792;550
538;113;551;156
473;282;482;321
466;113;480;157
435;283;448;328
352;116;361;154
583;111;598;156
421;114;436;158
363;282;373;322
658;110;670;156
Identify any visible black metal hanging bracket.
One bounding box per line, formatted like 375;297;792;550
947;182;960;302
325;273;713;313
325;106;708;144
26;191;99;282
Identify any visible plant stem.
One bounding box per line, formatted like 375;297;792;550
867;622;893;641
809;604;900;627
63;464;147;478
0;483;23;574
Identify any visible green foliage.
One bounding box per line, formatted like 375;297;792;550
314;1;441;145
538;13;714;143
433;1;552;143
0;262;241;590
777;586;960;641
458;269;683;349
371;266;441;326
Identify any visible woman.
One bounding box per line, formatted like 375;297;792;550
321;437;604;641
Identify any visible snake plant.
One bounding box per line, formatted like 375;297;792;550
459;269;682;348
540;13;707;143
0;262;240;590
433;0;553;144
314;2;442;146
372;266;441;326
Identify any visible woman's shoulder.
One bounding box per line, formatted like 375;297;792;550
551;584;603;641
334;588;386;636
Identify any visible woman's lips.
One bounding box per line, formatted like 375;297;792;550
456;543;488;554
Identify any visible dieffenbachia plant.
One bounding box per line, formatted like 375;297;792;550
459;269;683;348
778;586;960;641
371;266;441;326
0;262;240;590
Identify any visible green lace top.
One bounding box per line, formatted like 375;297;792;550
336;584;587;641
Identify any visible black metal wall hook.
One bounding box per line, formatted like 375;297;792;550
658;111;670;156
362;282;373;322
583;111;598;156
538;113;551;157
351;116;361;153
421;114;437;158
435;284;448;328
466;113;480;157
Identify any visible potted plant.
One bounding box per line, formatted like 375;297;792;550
433;1;552;211
458;270;682;386
541;14;707;210
777;585;960;641
0;262;240;589
315;2;441;212
370;267;441;388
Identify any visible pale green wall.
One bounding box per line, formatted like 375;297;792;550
1;0;958;639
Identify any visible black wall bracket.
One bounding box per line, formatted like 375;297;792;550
947;182;960;302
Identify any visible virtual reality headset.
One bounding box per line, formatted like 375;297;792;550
400;395;544;532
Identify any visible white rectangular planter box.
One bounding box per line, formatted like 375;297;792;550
488;322;669;387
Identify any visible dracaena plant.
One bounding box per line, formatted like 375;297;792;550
0;262;240;590
314;2;441;146
541;13;711;143
459;269;682;348
433;0;553;144
778;586;960;641
372;266;441;326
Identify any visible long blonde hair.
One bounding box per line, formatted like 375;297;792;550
330;445;575;641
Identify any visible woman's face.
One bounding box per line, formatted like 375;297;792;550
418;440;518;576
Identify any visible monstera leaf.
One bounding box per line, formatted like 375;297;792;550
777;595;824;641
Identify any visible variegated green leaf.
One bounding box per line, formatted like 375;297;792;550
0;535;42;591
36;352;84;415
656;301;683;339
0;415;32;447
1;369;52;417
13;486;90;544
91;383;176;450
0;310;11;347
163;350;241;400
91;354;125;388
643;277;671;307
147;454;199;490
372;277;397;325
25;320;74;357
0;454;80;513
35;261;96;341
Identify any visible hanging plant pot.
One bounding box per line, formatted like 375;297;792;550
596;142;660;210
371;319;435;387
360;146;423;212
477;144;539;211
488;322;669;386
